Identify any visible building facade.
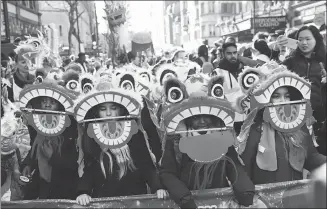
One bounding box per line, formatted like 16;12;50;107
1;0;42;43
217;1;326;43
39;1;97;56
163;1;242;48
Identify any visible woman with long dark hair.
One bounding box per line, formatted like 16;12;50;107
282;25;326;150
75;81;166;206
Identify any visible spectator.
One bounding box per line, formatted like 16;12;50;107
127;51;140;67
242;48;252;59
282;25;326;142
217;42;243;82
224;36;236;44
253;32;269;42
275;29;285;36
253;39;272;64
75;53;88;73
194;45;209;67
209;48;217;64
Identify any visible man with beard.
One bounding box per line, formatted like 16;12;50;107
217;42;243;87
216;42;245;135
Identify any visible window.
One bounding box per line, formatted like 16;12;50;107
183;1;187;10
196;8;199;19
201;2;205;15
59;25;62;36
209;2;215;13
29;0;35;9
22;0;27;6
201;25;206;37
209;24;215;36
221;3;227;13
184;16;189;25
239;2;242;13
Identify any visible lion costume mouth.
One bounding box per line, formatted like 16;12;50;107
89;121;132;147
263;102;311;132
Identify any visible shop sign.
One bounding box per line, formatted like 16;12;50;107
253;16;287;30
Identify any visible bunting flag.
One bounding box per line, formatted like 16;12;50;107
2;180;315;208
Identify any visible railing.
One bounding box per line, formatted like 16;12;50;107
1;180;313;208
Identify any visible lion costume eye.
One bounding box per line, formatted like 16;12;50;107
35;76;43;84
140;73;150;83
121;80;134;91
66;80;79;91
242;71;260;90
83;83;93;94
167;87;183;103
211;84;224;99
32;41;40;48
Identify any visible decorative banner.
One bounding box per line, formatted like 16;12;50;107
1;180;314;208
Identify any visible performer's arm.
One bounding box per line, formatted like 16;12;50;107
131;131;163;192
226;146;255;206
159;138;197;208
303;127;327;172
240;124;260;180
76;158;96;197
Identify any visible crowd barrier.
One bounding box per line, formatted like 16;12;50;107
2;180;314;208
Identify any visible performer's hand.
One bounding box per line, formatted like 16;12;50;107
22;165;32;178
156;189;168;199
322;77;326;84
76;194;92;206
42;141;53;159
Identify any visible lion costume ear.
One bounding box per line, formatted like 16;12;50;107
119;73;136;91
80;73;95;94
208;76;225;99
163;77;187;104
238;67;266;94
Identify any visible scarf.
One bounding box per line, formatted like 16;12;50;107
31;134;63;183
256;122;277;171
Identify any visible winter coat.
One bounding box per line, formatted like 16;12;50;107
283;50;326;124
77;130;163;198
159;136;255;208
240;117;326;185
22;116;79;200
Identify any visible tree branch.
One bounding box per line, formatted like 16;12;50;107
72;10;85;25
44;1;68;12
